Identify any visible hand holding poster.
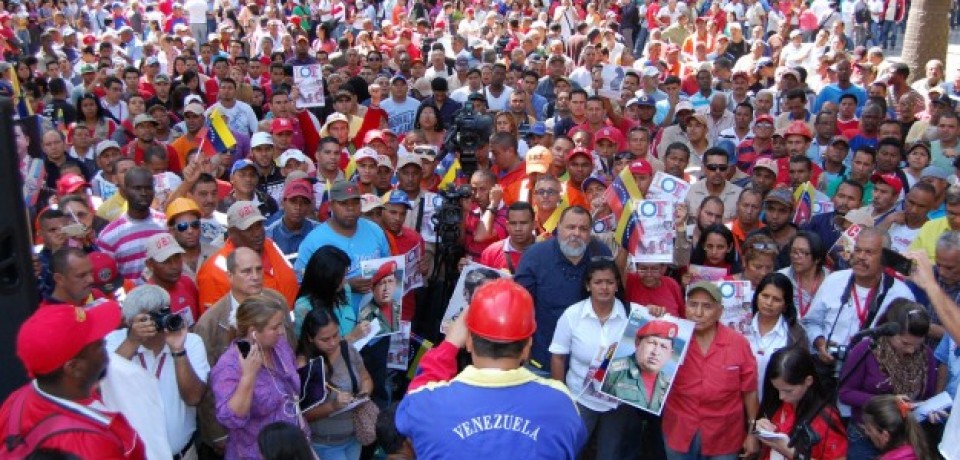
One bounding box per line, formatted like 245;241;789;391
599;305;694;415
715;280;753;336
634;200;675;263
359;256;406;338
598;64;630;99
646;172;690;203
439;263;508;334
294;65;325;108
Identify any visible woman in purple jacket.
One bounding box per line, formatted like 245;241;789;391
210;295;309;459
838;299;937;460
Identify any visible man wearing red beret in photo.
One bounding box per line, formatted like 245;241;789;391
0;302;146;459
358;260;402;334
601;319;678;413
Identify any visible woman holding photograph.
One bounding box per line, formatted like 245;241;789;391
549;257;645;459
297;308;373;460
754;347;847;460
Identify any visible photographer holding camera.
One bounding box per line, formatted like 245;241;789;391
107;284;209;460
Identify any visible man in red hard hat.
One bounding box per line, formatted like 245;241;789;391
0;302;146;458
396;278;587;459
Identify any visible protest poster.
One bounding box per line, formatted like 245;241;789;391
687;264;728;284
715;280;753;336
439;263;507;334
645;171;690;203
830;223;862;266
599;305;694;415
598;64;631;99
592;213;616;235
387;321;412;371
21;157;44;207
358;256;406;337
294;64;325;108
813;201;835;215
404;244;424;294
634;200;675;263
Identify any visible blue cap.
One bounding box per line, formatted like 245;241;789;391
715;139;738;165
230;159;257;176
582;174;609;190
383;189;413;209
635;95;656;107
390;73;407;83
529;122;546;136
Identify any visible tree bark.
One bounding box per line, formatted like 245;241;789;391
901;0;952;84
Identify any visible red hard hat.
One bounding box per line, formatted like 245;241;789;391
784;120;813;140
466;279;535;342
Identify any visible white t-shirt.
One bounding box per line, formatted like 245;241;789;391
888;223;921;253
184;0;207;23
482;86;514;112
549;298;630;412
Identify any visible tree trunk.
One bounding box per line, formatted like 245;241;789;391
901;0;952;84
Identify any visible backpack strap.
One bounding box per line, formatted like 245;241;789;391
4;390;123;456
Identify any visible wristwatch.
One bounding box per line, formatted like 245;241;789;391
171;349;187;358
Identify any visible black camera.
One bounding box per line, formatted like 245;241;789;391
444;103;493;178
827;344;848;361
149;307;184;332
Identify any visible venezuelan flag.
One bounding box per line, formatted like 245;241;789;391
9;66;32;118
541;198;569;234
205;107;237;152
793;182;814;226
603;167;642;219
343;156;357;181
614;200;642;254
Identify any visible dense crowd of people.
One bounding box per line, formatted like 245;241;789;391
3;0;960;458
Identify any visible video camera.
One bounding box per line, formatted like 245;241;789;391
443;102;493;179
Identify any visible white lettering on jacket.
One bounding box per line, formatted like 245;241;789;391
450;414;541;441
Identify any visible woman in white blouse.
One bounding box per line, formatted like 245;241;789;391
778;231;829;323
748;273;810;396
549;258;645;460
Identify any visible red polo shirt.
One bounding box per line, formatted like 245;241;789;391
662;324;758;456
147;274;200;325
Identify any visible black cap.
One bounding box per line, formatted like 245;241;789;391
467;92;486;103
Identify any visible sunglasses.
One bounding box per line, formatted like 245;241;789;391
705;164;729;172
174;220;201;232
535;189;560;197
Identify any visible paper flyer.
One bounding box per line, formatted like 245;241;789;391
715;280;753;336
294;64;326;108
634;200;675;263
598;64;632;100
387;321;412;371
439;263;508;334
646;171;690;203
358;256;406;337
403;244;424;293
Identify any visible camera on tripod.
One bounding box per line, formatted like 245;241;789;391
443;104;493;179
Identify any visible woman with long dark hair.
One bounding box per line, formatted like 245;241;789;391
75;92;118;143
748;273;809;394
839;299;938;459
294;245;369;343
754;347;847;459
296;308;372;460
778;231;829;321
549;257;644;459
861;395;932;460
412;103;446;148
690;223;742;275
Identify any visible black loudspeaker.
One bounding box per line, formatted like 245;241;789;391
0;98;40;399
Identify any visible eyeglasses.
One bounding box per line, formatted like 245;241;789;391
705;164;729;172
535;189;560;197
751;242;779;251
174;220;201;232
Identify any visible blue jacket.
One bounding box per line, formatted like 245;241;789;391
397;366;586;460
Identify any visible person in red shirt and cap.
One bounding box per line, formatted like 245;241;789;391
0;302;146;459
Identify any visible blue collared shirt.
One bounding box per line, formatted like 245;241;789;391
514;238;612;369
265;217;319;264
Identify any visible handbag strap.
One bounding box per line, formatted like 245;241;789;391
339;340;359;395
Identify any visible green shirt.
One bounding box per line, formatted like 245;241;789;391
600;356;671;413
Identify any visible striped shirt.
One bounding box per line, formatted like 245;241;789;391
95;210;167;281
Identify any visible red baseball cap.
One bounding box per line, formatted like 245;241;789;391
88;252;122;293
594;127;623;146
56;173;89;196
271;117;294;134
629;159;653;175
363;129;387;145
17;301;121;377
870;172;904;195
566;147;592;163
82;34;96;46
754;114;775;125
283;179;315;201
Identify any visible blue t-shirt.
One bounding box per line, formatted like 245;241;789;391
935;335;960;398
294;218;391;309
381;96;422;135
813;83;867;113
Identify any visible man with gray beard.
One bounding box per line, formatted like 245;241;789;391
514;206;612;376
